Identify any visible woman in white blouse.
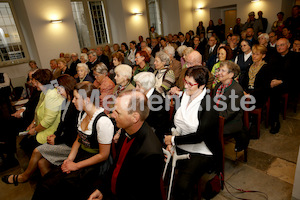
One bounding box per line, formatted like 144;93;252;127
164;66;222;200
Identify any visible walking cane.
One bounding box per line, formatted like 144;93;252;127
163;128;190;200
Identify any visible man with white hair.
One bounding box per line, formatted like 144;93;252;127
143;46;155;69
164;45;182;82
134;72;169;143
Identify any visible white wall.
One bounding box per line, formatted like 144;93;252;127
161;0;181;35
105;0;127;45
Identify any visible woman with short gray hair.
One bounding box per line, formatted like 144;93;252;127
75;63;94;83
80;53;88;64
92;63;115;112
113;64;135;97
154;51;175;97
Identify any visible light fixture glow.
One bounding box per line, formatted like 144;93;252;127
133;12;143;16
50;20;63;23
195;8;203;11
251;0;260;2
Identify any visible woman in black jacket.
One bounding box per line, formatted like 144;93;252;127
241;44;271;108
164;66;222;200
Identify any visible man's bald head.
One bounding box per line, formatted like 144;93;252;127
276;38;290;55
185;51;202;67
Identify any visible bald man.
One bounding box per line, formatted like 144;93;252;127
269;38;297;134
171;50;213;93
88;90;164;200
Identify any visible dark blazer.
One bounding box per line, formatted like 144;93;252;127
100;122;164;200
54;101;79;147
22;89;41;125
75;74;94;83
213;81;244;135
241;63;272;108
146;89;170;143
151;44;160;58
174;93;223;172
69;59;81;77
271;51;297;92
97;54;110;69
203;44;219;71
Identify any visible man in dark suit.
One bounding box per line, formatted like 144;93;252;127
203;36;219;71
86;50;100;78
151;38;160;58
133;72;170;143
88;90;164;200
178;33;189;47
95;46;109;68
269;38;298;134
69;53;81;77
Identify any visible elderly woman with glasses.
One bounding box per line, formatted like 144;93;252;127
213;61;248;151
154;51;175;97
93;63;115;112
75;63;94;83
164;66;222;200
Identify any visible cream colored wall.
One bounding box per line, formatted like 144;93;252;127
178;0;193;34
192;0;283;34
23;0;80;69
0;0;80;87
121;0;149;43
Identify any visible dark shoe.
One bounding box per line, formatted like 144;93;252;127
2;174;19;186
270;122;280;134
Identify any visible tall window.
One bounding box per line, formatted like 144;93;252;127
71;0;110;49
0;1;28;66
146;0;162;36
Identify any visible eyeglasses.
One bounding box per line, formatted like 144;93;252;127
135;56;143;59
276;43;287;47
184;79;198;87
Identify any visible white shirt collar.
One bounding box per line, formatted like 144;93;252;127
146;88;155;99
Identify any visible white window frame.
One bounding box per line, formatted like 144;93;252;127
71;0;112;49
0;0;29;67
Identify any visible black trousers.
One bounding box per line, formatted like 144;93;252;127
173;147;214;200
0;117;30;155
269;85;286;124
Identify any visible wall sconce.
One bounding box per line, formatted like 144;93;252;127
195;8;203;11
50;19;63;23
251;0;260;2
133;12;143;16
